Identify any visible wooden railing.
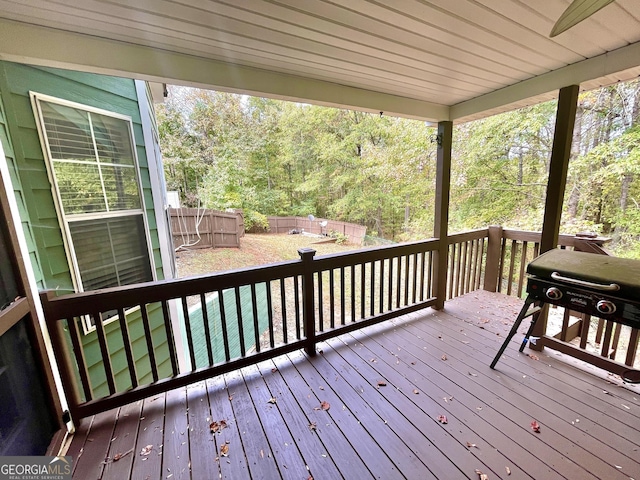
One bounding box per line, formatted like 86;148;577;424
41;239;438;421
484;226;640;374
446;229;488;300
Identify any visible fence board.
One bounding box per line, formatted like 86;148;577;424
170;208;243;249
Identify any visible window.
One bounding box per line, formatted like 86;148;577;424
32;94;154;330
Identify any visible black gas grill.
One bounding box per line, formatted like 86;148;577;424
490;249;640;381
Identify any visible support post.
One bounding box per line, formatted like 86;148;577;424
531;85;580;351
433;121;453;310
483;225;503;292
299;248;317;356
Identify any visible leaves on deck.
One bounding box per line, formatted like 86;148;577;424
466;442;477;448
475;469;489;479
220;442;229;457
437;414;448;424
505;466;511;475
530;420;541;433
309;421;317;431
527;353;539;361
320;401;330;411
376;380;387;387
441;354;447;361
468;371;478;377
413;389;419;394
209;419;228;434
267;397;277;404
140;444;153;456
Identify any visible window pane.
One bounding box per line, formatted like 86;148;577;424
92;113;135;167
101;165;141;210
40;102;95;161
53;162;105;214
69;215;152;291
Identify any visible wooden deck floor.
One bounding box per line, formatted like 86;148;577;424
64;291;640;480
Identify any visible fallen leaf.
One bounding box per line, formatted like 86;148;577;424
466;442;477;448
505;466;511;475
530;420;541;433
441;354;447;361
413;389;419;394
140;445;153;456
220;444;229;456
320;401;330;411
527;353;539;361
437;414;448;424
377;381;387;387
475;469;489;480
267;397;277;404
228;394;233;401
307;476;314;480
271;367;278;373
209;420;228;433
309;422;317;431
468;372;478;377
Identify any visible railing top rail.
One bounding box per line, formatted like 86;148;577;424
447;228;489;244
500;228;610;247
311;238;439;270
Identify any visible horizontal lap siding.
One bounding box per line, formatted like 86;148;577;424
0;61;171;399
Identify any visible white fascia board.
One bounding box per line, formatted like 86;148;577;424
0;18;449;122
451;41;640;122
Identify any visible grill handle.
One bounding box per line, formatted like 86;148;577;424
550;272;620;292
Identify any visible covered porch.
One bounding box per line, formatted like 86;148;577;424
66;291;640;480
1;0;640;472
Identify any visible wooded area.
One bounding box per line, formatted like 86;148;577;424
156;81;640;258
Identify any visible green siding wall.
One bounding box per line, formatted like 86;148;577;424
0;61;170;400
184;284;270;368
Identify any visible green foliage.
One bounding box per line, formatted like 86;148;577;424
156;80;640;256
329;230;348;244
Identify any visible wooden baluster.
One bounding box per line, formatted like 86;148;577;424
117;307;138;389
199;294;214;366
139;303;158;382
93;311;116;395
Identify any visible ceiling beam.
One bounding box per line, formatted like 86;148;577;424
451;41;640;122
0;18;449;122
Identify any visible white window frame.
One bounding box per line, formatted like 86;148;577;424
30;92;156;334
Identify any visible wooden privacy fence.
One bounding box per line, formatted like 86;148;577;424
169;208;244;250
267;216;367;244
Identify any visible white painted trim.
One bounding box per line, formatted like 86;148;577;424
0;137;72;433
134;79;187;372
30;92;158;333
0;19;449;122
451;42;640;122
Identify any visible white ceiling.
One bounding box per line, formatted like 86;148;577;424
0;0;639;122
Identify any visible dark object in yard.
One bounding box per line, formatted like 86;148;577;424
288;228;301;235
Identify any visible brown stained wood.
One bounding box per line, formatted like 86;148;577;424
117;307;138;389
162;387;190;480
205;374;249;479
139;303;158;382
101;401;143;479
626;328;639;366
185;381;218;480
389;320;629;480
320;337;485;480
67;292;640;480
483;226;503;292
286;350;405;480
65;416;93;475
223;368;282;479
130;392;165;480
341;330;533;480
240;364;310;478
70;409;118;480
307;345;437;479
254;358;361;480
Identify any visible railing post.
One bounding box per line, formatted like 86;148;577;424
40;290;81;424
483;225;503;292
433;121;452;310
299;248;317;356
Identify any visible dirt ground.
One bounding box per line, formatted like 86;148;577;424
175;233;362;278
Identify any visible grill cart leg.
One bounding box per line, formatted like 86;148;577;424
490;296;542;369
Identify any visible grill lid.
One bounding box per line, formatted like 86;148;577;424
527;249;640;299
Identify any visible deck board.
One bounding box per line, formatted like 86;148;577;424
65;291;640;479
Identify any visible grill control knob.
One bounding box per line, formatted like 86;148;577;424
596;300;616;315
546;287;563;300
